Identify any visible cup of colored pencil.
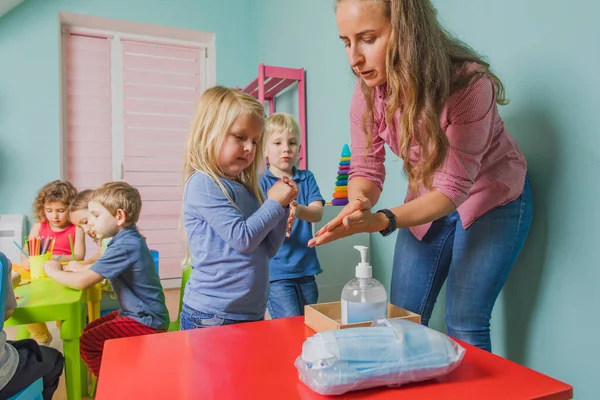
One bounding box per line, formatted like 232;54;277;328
14;237;55;280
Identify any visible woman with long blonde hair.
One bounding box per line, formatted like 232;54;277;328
180;86;298;329
310;0;532;352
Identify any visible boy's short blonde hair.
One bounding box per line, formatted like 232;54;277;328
91;182;142;224
264;113;300;140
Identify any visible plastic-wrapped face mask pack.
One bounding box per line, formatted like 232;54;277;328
295;318;466;395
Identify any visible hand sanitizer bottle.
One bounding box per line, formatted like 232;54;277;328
341;245;388;324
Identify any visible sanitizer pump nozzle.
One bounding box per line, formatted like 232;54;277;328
354;245;372;280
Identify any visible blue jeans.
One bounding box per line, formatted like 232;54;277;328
179;304;261;330
391;176;532;352
267;276;319;319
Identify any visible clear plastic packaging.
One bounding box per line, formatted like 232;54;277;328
295;318;466;395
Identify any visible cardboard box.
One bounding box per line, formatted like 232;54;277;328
304;301;421;333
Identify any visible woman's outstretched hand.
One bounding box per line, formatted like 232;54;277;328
308;198;387;247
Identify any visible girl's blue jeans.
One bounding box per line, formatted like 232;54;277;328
391;176;532;352
179;304;262;330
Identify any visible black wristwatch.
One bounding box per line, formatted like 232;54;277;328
376;209;397;237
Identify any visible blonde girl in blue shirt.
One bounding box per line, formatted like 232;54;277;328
181;86;298;329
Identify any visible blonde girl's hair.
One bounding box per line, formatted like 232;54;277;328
182;85;266;203
335;0;508;191
33;180;78;222
181;86;266;265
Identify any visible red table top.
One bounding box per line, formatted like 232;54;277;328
96;317;572;400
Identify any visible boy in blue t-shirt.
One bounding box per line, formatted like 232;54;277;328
260;113;325;318
44;182;169;377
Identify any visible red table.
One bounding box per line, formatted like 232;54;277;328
96;317;572;400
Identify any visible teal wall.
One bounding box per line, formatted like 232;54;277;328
0;0;258;218
256;0;597;398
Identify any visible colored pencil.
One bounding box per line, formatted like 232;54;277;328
41;237;51;254
68;234;75;260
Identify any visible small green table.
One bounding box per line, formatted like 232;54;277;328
6;278;89;400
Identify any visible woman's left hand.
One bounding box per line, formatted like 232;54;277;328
308;202;388;247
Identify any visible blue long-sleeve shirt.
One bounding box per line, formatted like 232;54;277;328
183;171;288;320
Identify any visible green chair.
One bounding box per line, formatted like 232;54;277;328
168;265;191;332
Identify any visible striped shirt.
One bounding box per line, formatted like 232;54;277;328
348;74;527;240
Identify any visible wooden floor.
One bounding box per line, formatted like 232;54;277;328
5;288;182;400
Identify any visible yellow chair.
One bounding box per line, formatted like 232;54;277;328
86;283;102;322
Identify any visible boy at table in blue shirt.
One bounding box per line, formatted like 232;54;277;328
260;113;325;318
43;181;169;377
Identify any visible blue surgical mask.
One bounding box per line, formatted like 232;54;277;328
296;318;466;396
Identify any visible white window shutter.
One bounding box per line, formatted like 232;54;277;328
65;33;113;191
121;38;203;279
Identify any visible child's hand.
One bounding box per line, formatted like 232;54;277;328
11;270;22;289
268;180;298;207
280;177;299;205
286;201;298;237
43;260;62;276
64;260;85;272
281;177;299;200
